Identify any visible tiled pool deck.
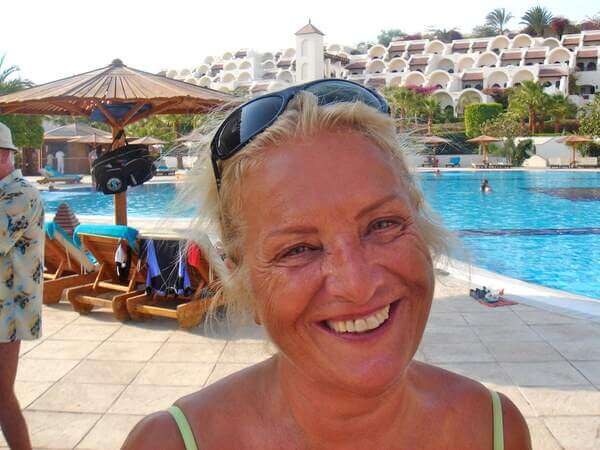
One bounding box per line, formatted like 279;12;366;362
2;274;600;449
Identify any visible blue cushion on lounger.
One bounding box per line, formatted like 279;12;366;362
44;166;82;180
73;224;139;251
45;222;97;264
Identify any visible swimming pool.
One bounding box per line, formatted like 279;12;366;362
41;171;600;299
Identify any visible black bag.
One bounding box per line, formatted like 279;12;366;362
92;143;156;195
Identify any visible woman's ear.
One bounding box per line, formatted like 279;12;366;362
224;257;236;272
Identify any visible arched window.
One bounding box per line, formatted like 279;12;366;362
301;40;310;57
587;62;597;71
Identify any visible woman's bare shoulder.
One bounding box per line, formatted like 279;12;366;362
410;362;531;449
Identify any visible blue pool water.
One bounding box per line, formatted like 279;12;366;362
40;171;600;299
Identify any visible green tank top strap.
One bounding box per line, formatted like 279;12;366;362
490;390;504;450
167;405;199;450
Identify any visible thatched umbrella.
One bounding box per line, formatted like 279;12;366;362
129;136;166;146
68;134;113;145
466;135;501;165
418;135;449;159
558;135;594;167
0;59;235;225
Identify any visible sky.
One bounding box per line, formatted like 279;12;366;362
1;0;598;84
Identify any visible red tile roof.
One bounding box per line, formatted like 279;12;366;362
472;41;488;49
501;51;522;60
453;42;470;49
577;48;598;58
389;43;406;52
410;56;429;65
563;36;581;45
462;72;484;81
345;60;367;70
583;33;600;42
295;22;325;36
526;50;546;59
539;68;569;77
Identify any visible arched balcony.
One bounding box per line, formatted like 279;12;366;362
489;36;510;54
511;69;535;87
512;34;533;49
222;51;234;60
426;40;446;55
237;71;253;83
178;68;191;78
262;60;276;70
486;70;509;88
262;52;274;62
542;37;560;49
547;48;571;64
222;72;236;83
238;61;252;70
193;64;210;76
366;59;386;74
283;48;296;59
476;52;499;68
224;61;237;71
165;69;178;79
432;91;454;110
203;56;215;65
435;58;455;73
197;76;212;87
457;56;475;72
427;71;451;90
387;58;407;73
457;89;485;115
404;71;426;86
368;44;386;60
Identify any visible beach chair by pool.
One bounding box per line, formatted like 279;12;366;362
43;223;98;304
576;156;598;168
421;155;439;167
126;235;223;328
38;166;83;184
155;165;176;176
549;157;569;168
65;224;145;320
445;157;461;168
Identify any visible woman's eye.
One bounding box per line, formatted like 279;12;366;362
370;219;398;231
282;245;312;258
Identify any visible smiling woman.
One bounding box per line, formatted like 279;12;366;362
123;83;531;450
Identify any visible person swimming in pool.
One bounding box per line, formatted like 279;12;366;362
481;178;492;193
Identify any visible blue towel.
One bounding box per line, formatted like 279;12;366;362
44;166;82;179
45;222;97;264
73;224;139;251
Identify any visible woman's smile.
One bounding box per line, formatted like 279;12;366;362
317;299;402;341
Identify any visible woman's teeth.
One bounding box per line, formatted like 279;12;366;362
326;305;390;334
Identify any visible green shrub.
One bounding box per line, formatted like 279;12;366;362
464;103;504;138
514;139;533;166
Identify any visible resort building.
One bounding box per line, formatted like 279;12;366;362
163;22;600;116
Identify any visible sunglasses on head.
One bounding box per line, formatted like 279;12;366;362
210;79;390;189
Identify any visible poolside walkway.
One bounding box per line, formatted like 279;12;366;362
2;274;600;449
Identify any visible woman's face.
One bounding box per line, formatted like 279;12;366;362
239;129;434;394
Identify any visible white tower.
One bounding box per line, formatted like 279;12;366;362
295;20;325;83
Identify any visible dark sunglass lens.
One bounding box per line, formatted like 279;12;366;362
217;96;284;158
305;81;383;110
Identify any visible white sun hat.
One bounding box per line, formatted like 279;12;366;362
0;122;18;151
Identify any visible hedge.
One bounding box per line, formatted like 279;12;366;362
464;103;503;138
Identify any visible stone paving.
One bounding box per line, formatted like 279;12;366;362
2;274;600;449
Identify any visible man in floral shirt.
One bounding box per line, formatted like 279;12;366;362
0;122;44;449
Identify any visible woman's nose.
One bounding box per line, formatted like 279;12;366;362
322;241;382;305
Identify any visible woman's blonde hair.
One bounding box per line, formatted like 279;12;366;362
182;92;450;323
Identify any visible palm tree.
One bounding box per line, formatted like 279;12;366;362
485;8;514;35
419;97;440;134
509;80;547;133
547;94;577;133
428;28;463;43
520;6;553;36
382;87;418;125
0;54;31;95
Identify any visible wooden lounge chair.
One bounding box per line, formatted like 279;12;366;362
38;167;82;184
65;225;145;321
576;156;598;168
126;236;223;328
43;223;98;304
155;165;176;176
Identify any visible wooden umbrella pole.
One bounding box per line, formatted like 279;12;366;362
112;126;128;226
